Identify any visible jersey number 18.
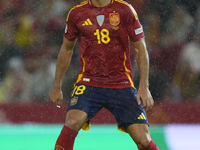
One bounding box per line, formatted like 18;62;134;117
94;29;110;44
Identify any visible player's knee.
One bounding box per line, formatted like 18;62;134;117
135;137;151;148
65;118;82;131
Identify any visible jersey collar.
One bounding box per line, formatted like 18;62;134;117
88;0;114;6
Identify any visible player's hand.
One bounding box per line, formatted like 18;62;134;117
136;86;154;111
49;87;63;108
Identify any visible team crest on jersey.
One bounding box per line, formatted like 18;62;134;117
55;145;65;150
70;96;78;106
109;12;120;26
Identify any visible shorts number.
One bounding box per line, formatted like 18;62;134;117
71;85;86;97
94;29;110;44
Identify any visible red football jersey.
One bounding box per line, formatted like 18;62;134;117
64;0;144;89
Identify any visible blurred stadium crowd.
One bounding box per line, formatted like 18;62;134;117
0;0;200;103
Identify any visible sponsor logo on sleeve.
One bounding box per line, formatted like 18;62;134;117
135;27;143;35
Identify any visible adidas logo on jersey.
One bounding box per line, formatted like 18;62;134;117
138;113;146;120
82;19;93;26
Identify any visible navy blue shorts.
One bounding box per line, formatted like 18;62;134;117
67;83;148;132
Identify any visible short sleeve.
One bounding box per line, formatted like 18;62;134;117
64;10;79;41
125;5;144;42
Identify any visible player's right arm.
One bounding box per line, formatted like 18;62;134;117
49;5;79;107
49;37;76;108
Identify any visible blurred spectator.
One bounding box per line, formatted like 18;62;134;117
142;10;161;46
164;4;193;44
14;11;35;49
173;22;200;101
147;31;183;101
163;6;200;101
0;57;30;103
0;0;72;102
152;32;184;80
20;48;56;102
195;6;200;28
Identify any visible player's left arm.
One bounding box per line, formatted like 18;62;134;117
132;39;154;111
